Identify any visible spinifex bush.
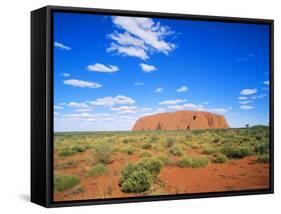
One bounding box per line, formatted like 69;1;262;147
212;153;227;163
221;146;252;159
256;154;270;163
87;163;108;177
54;174;80;192
254;143;269;155
177;156;209;168
93;143;114;164
169;146;183;157
165;137;176;147
141;143;152;150
202;146;217;155
119;159;163;193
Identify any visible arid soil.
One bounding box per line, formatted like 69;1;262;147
54;149;269;201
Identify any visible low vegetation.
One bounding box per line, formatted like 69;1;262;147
119;159;163;193
87;163;108;177
177;156;209;168
54;126;270;199
54;174;80;192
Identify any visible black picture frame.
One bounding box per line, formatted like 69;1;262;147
31;5;274;208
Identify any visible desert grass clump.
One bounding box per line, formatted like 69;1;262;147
177;156;209;168
156;155;173;166
87;163;108;177
169;146;183;157
141;143;152;150
59;149;76;157
256;154;269;163
119;159;163;193
120;146;134;155
254;143;269;155
72;145;88;153
212;153;227;163
140;151;152;158
93;143;114;164
150;135;159;143
202;146;217;155
54;174;80;192
221;146;252;159
55;160;78;170
165;137;176;148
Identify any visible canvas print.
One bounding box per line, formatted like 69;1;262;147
53;12;270;202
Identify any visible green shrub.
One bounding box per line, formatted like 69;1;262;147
121;169;153;193
119;159;163;193
72;146;87;153
150;135;159;143
123;139;129;144
166;137;176;147
177;156;209;168
202;147;217;155
141;143;152;150
87;163;108;177
212;153;227;163
169;146;183;157
212;138;220;143
54;175;80;192
254;143;269;155
157;156;172;166
221;146;252;159
121;146;134;155
138;159;163;176
93;143;114;164
59;149;76;157
140;151;152;158
55;160;78;170
256;154;270;163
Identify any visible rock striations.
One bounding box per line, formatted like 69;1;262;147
132;110;229;131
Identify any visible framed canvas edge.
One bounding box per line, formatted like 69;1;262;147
37;5;274;208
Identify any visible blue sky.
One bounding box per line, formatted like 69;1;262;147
53;12;270;132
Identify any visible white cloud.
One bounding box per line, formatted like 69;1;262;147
75;108;93;112
251;94;267;99
203;101;209;105
110;106;137;111
61;73;70;77
54;105;63;110
167;103;202;111
239;100;252;105
54;42;71;50
108;31;146;49
238;96;248;100
140;63;157;73
240;88;257;95
62;113;114;122
107;42;149;60
89;95;135;106
67;102;89;108
64;79;102;89
240;105;254;110
87;63;119;73
107;16;175;60
176;86;188;93
209;108;228;114
263;80;270;85
154;87;164;93
134;82;144;86
159;99;186;105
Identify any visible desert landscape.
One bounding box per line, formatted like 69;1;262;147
53;111;270;201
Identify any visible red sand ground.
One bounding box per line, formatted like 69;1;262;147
54;151;269;201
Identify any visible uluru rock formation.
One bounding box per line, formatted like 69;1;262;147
132;110;229;131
